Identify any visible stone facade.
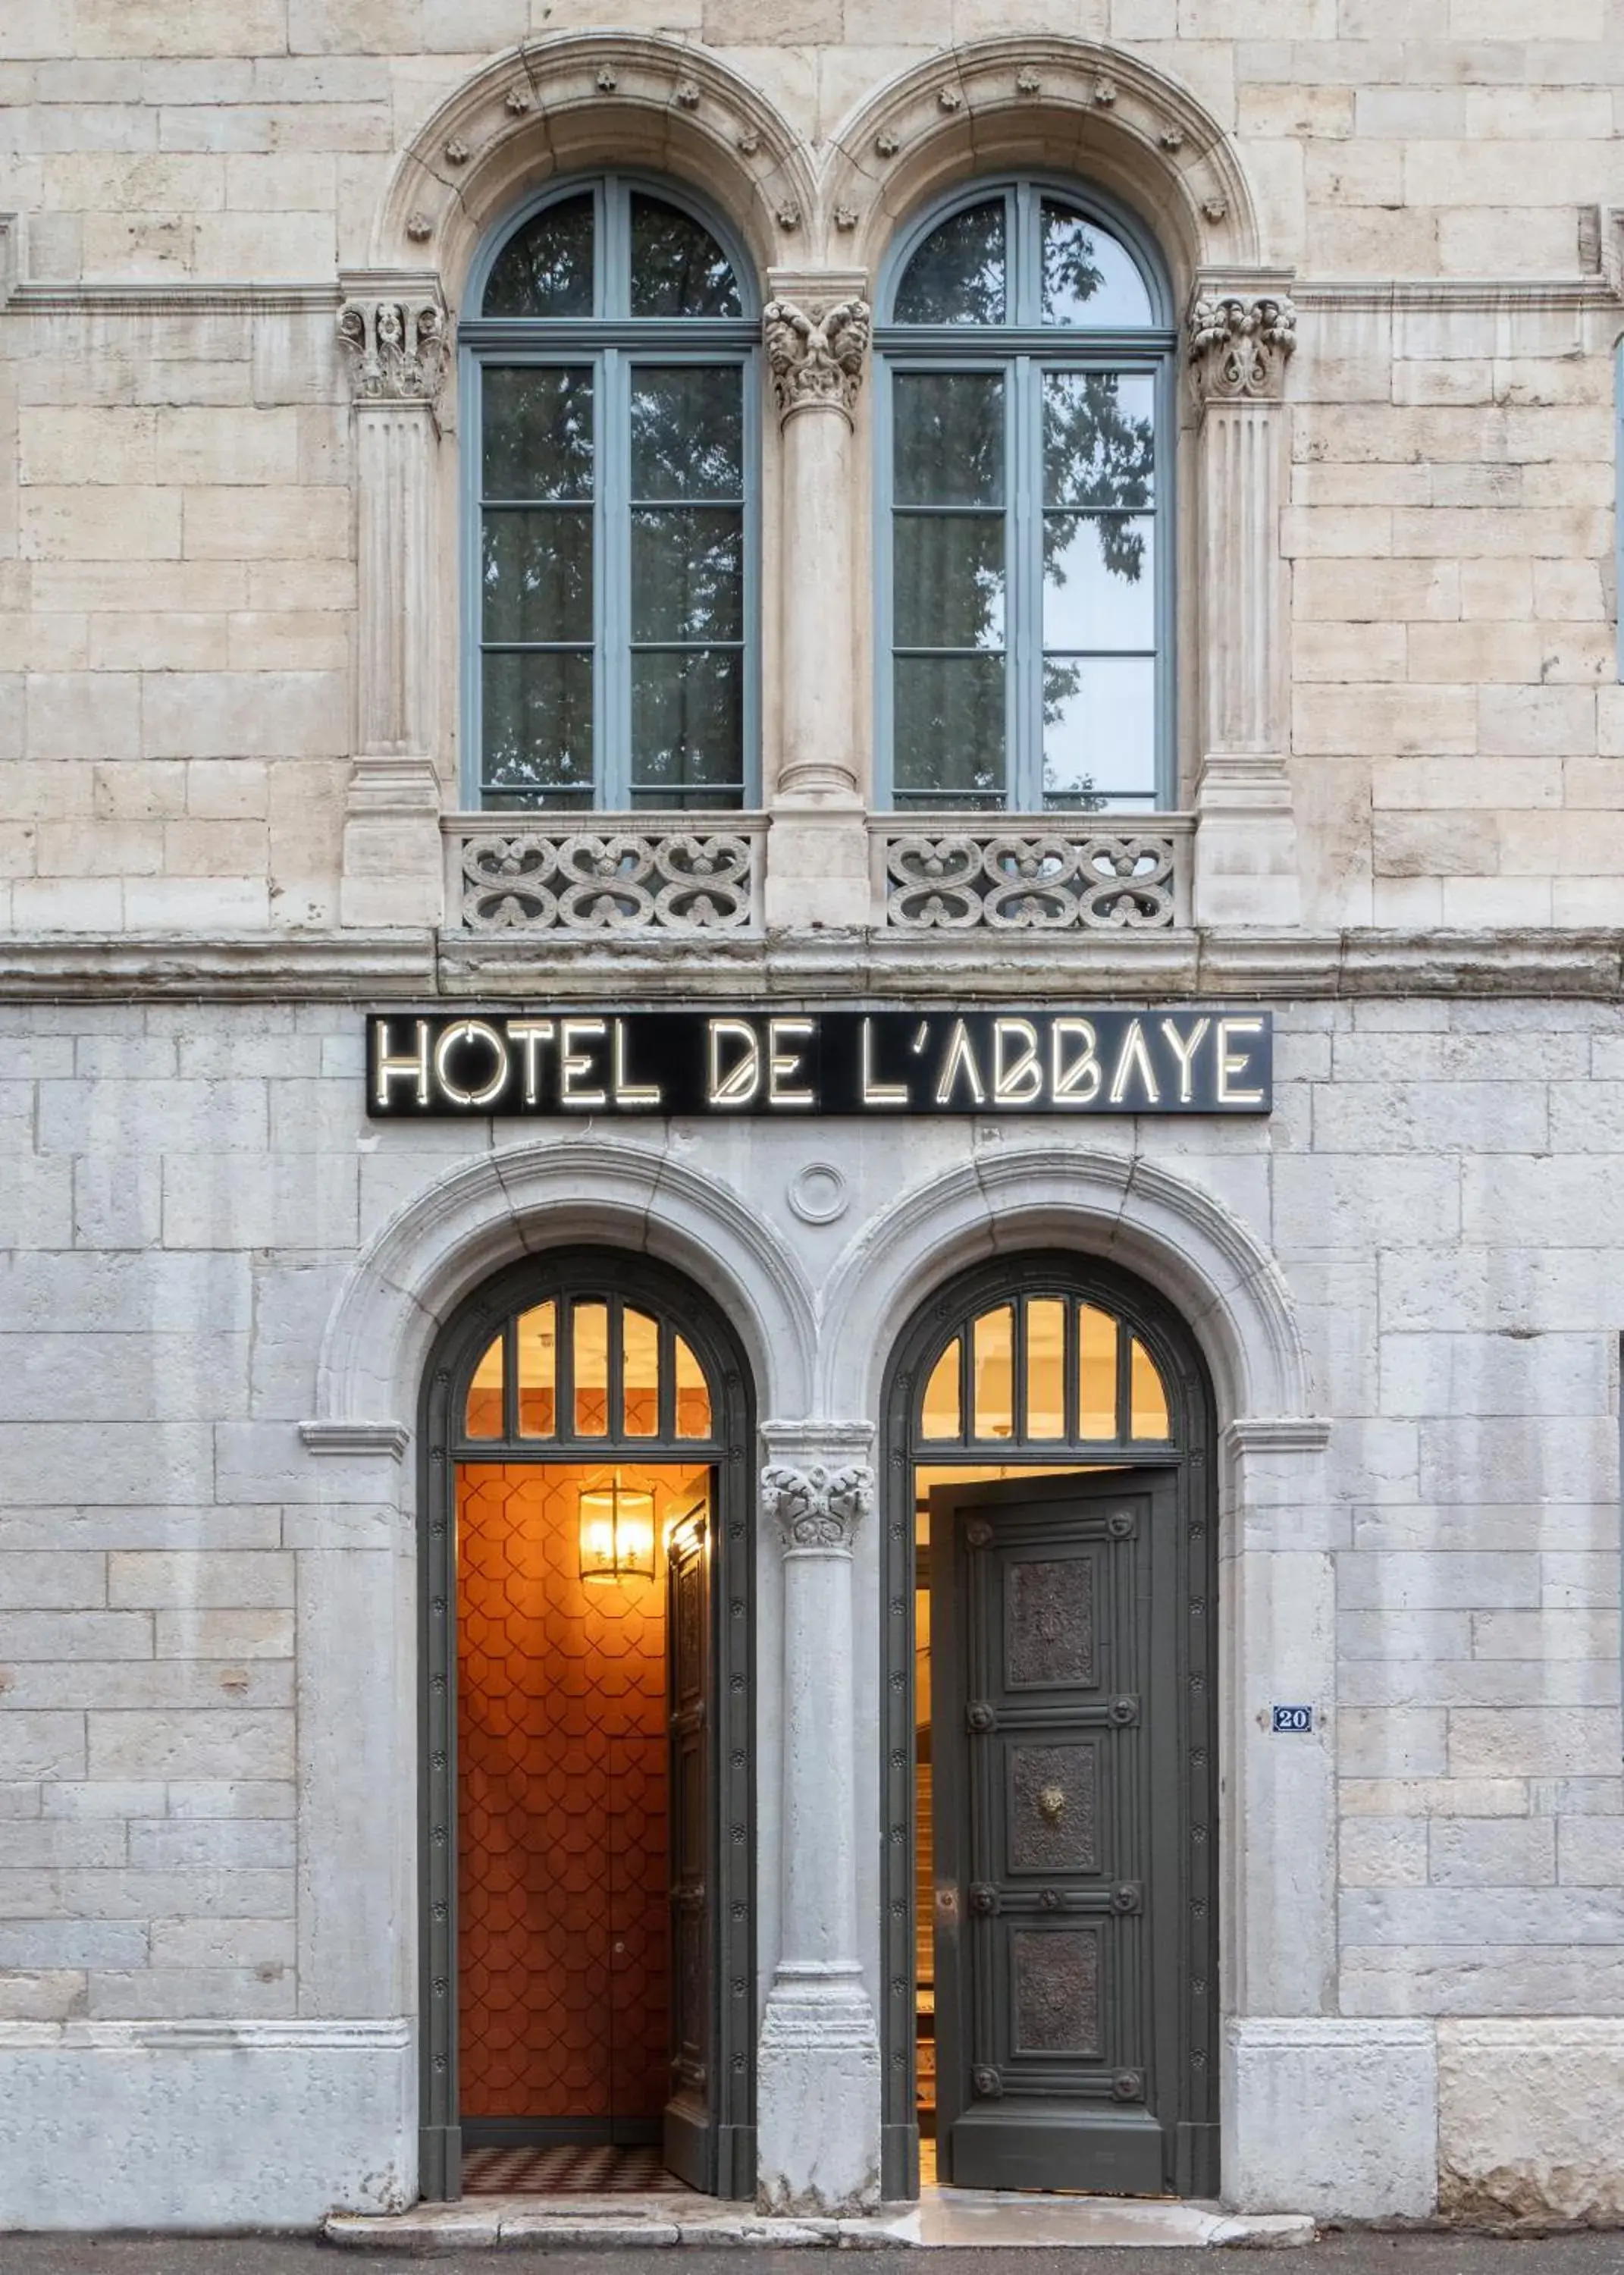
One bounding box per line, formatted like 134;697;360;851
0;0;1623;2236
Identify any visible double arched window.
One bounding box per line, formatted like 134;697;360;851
876;181;1174;814
462;175;757;811
462;172;1173;818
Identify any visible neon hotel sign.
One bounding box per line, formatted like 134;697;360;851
367;1009;1271;1118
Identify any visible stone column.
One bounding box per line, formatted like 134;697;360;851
334;276;450;928
1187;284;1302;927
757;1423;882;2214
761;275;872;929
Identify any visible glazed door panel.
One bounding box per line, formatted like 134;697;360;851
663;1491;713;2189
931;1468;1209;2195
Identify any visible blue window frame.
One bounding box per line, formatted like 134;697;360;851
875;178;1177;814
460;174;760;811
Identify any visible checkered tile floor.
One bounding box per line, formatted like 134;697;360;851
462;2144;686;2195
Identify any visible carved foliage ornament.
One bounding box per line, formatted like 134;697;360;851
1187;292;1297;402
760;1461;874;1552
337;296;450;406
763;296;871;422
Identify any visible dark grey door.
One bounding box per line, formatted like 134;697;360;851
663;1492;711;2189
930;1468;1213;2195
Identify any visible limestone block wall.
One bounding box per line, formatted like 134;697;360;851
0;12;1622;925
0;999;1619;2056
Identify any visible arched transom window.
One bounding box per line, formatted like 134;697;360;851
917;1288;1173;1449
462;176;757;812
462;1288;716;1446
877;180;1174;815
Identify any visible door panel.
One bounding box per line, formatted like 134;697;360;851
663;1490;713;2189
931;1468;1202;2195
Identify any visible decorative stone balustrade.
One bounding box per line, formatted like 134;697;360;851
873;816;1193;931
447;813;765;934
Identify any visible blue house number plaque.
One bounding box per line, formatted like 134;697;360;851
1271;1705;1314;1733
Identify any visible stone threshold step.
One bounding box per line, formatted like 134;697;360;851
325;2194;1315;2251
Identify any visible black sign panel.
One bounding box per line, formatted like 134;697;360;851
366;1009;1271;1117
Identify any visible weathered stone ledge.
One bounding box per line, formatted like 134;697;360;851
1;926;1622;1003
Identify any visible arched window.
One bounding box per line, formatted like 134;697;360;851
876;180;1174;814
462;176;758;811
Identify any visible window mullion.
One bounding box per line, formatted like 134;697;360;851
601;345;628;808
1012;354;1043;812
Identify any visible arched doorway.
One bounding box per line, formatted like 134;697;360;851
880;1254;1217;2201
419;1247;755;2202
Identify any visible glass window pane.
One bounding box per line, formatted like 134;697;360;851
921;1336;961;1440
465;1332;503;1439
482;509;594;645
516;1302;556;1438
631;366;742;500
893;655;1005;805
1077;1304;1117;1438
894;199;1007;325
632;508;743;642
573;1300;609;1435
894;373;1004;507
481;366;594;500
631;649;743;802
630;192;742;317
894;513;1005;651
481;650;594;806
1042;372;1155;510
972;1305;1014;1441
1042;202;1154;328
1043;656;1155;810
1044;514;1155;651
623;1307;659;1436
482;190;594;318
674;1335;711;1437
1130;1336;1171;1439
1026;1299;1065;1440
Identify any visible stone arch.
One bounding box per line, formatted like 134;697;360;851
818;1143;1311;1429
372;33;819;297
823;36;1262;290
310;1135;818;1445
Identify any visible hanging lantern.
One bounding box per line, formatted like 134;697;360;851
578;1471;657;1585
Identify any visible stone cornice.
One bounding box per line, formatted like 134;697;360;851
2;927;1624;1003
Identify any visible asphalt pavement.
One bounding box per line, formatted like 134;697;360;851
3;2232;1624;2275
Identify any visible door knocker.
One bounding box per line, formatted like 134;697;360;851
1037;1784;1067;1825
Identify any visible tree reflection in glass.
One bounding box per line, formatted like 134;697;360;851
893;198;1006;325
630;193;742;317
482;191;595;318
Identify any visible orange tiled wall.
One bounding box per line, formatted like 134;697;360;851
457;1461;707;2120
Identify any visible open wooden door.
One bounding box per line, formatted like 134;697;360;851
663;1491;713;2189
930;1467;1214;2196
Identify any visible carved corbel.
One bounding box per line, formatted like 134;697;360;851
760;1460;874;1554
763;295;871;424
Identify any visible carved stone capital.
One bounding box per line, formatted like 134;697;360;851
761;1459;874;1553
1187;290;1296;404
337;288;450;408
763;296;871;423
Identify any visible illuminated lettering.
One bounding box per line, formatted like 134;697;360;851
1160;1015;1210;1106
612;1018;661;1108
707;1018;761;1106
432;1018;509;1109
374;1018;431;1108
1216;1016;1266;1106
507;1018;555;1106
1108;1019;1160;1107
559;1018;607;1107
861;1017;908;1106
992;1018;1043;1106
768;1018;815;1107
1051;1018;1101;1106
934;1018;986;1107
